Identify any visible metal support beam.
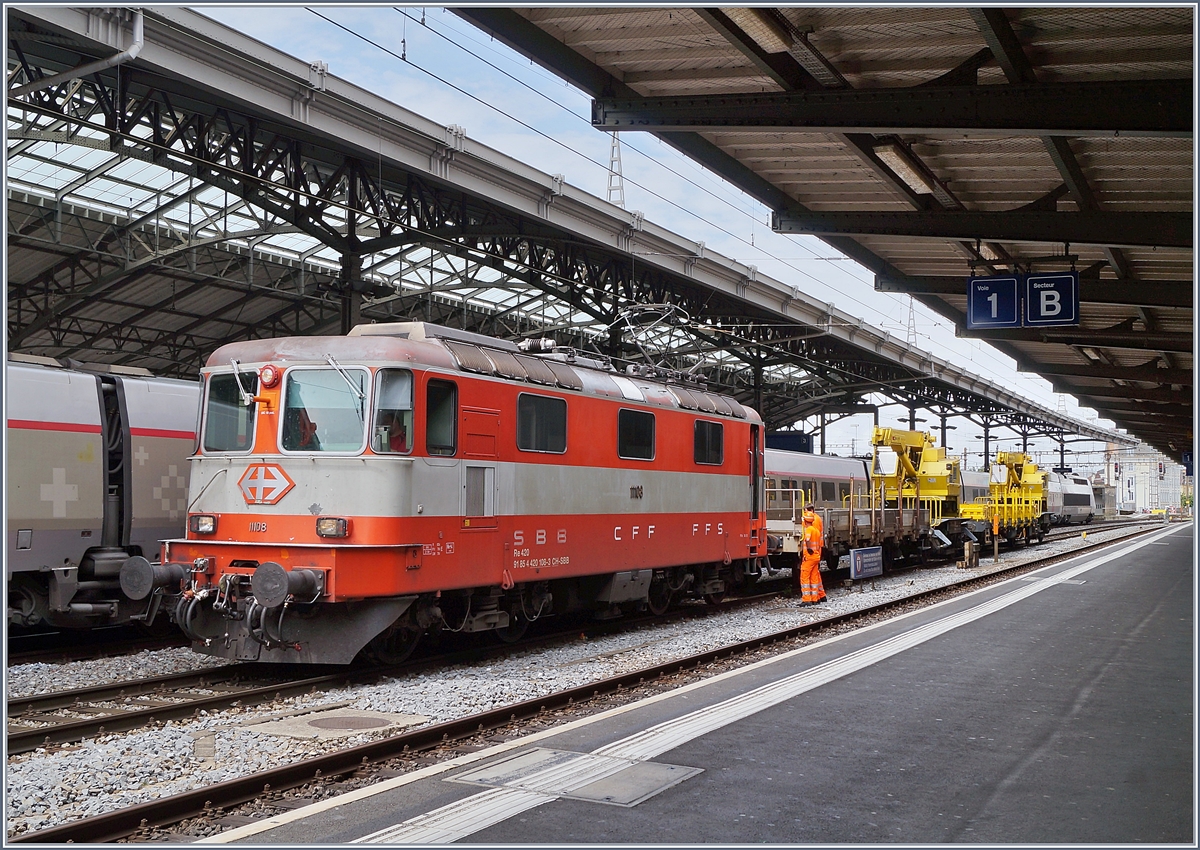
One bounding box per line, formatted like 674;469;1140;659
876;274;1193;309
964;328;1192;353
1076;400;1192;418
774;209;1190;248
592;79;1191;136
1022;361;1192;385
1054;384;1189;404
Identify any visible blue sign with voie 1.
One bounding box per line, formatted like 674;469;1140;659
966;276;1020;329
1024;272;1079;326
849;546;884;580
1183;451;1192;478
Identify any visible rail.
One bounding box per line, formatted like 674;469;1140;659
9;523;1165;844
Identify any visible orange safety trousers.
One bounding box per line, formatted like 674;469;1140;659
799;552;826;603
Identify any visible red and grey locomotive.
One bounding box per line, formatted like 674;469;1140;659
121;323;768;664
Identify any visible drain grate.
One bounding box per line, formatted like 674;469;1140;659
307;716;391;730
242;708;427;739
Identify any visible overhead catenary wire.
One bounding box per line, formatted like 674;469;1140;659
307;8;1060;402
19;8;1070;415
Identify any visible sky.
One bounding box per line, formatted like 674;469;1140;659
197;5;1135;475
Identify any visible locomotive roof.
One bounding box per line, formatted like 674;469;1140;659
207;323;759;422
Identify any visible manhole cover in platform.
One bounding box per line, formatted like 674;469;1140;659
449;747;702;808
244;708;427;739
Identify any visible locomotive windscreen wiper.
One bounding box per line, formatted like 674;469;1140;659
229;359;254;406
325;354;365;420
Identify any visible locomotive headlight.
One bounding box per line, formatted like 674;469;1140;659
259;363;281;388
189;514;217;535
315;517;350;538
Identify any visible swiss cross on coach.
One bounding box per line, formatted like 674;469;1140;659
238;463;295;505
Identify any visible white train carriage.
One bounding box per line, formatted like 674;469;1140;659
1046;471;1096;524
6;356;199;628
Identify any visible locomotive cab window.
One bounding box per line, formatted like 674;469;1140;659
203;372;259;452
281;367;367;453
517;393;566;453
694;420;723;465
426;379;457;456
617;409;655;460
372;369;413;454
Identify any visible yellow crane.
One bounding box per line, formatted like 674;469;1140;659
870;427;962;526
959;451;1050;543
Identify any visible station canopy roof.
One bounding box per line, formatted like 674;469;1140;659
455;6;1192;461
6;6;1144;452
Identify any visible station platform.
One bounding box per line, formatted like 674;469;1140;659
207;523;1193;845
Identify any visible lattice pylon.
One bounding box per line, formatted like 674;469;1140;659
607;131;625;209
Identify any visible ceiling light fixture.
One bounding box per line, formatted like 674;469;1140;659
874;142;935;194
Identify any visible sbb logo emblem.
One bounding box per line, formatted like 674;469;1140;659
238;463;295;505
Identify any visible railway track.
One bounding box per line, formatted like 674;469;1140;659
2;518;1143;669
9;522;1166;845
5;519;1155;755
6;578;793;755
6;626;187;666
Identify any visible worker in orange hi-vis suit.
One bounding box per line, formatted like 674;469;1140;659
798;506;827;606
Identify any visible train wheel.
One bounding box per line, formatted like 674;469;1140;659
703;589;727;606
647;578;673;616
493;608;529;644
366;625;422;665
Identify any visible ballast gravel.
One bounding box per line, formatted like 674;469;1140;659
4;522;1167;836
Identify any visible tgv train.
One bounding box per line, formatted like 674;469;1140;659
121;323;769;664
1046;472;1096;524
7;356;199;629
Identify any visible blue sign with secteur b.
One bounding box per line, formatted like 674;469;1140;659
966;276;1020;329
966;271;1080;330
1024;272;1079;326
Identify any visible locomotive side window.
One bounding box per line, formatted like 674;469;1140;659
203;373;259;452
281;368;368;453
372;369;413;454
617;409;655;460
694;420;723;465
426;379;457;456
517;393;567;453
821;481;837;502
